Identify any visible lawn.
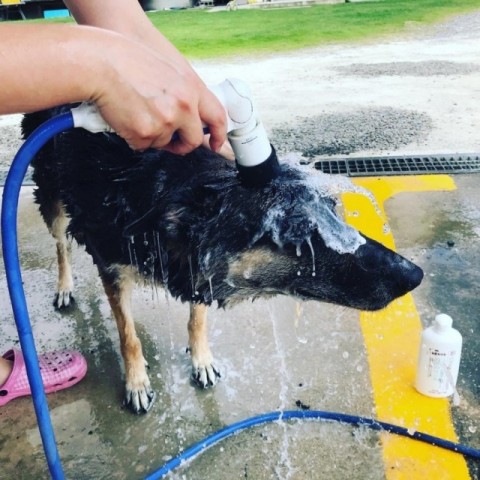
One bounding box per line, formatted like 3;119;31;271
146;0;479;58
19;0;480;58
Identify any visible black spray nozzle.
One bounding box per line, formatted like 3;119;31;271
235;145;280;188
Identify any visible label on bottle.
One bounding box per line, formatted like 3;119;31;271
426;348;457;395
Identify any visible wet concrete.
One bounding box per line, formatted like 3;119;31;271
1;174;479;480
1;10;480;480
1;188;382;479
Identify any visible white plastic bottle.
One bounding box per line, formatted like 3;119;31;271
415;313;462;398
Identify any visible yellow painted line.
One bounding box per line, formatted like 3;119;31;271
341;175;470;480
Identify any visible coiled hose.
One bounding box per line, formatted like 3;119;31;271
1;112;479;480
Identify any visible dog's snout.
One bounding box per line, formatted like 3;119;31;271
357;241;423;295
395;258;423;292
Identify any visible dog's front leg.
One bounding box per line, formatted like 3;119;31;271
188;303;221;388
49;201;74;309
100;269;155;413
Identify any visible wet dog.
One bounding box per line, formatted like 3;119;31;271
23;108;423;414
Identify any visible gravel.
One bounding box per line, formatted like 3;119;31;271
270;107;433;157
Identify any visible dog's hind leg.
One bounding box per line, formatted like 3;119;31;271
188;303;221;388
47;201;74;309
100;268;155;414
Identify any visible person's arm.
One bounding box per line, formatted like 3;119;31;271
0;23;225;153
64;0;186;68
63;0;227;153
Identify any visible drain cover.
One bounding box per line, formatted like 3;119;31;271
2;153;480;187
314;153;480;177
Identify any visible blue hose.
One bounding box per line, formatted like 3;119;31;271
1;112;73;480
145;409;480;479
2;112;479;480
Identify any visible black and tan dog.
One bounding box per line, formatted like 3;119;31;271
23;107;423;414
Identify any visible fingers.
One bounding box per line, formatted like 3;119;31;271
93;35;227;154
198;88;228;153
155;101;205;154
201;135;235;161
163;85;227;155
115;91;226;154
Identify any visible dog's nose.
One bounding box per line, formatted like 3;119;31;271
395;258;424;292
357;240;423;295
398;260;423;292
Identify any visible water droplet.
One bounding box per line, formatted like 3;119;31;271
297;271;301;276
407;427;416;436
468;425;477;434
342;351;349;359
306;236;316;278
382;223;391;234
208;276;214;300
356;365;363;372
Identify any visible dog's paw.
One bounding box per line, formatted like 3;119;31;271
191;363;221;389
124;384;156;414
53;290;75;310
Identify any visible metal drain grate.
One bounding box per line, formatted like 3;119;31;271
314;153;480;177
2;153;480;187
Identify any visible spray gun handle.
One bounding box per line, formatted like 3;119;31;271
71;79;267;156
210;78;273;167
71;80;280;187
72;103;210;140
210;78;280;187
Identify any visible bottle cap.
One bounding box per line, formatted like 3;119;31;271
434;313;453;331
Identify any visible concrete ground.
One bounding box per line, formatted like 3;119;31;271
0;10;479;480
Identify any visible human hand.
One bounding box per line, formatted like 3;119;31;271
202;135;235;161
90;31;227;153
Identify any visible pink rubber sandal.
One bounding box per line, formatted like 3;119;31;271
0;349;87;407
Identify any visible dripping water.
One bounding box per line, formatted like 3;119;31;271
208;276;214;302
188;254;195;298
154;231;169;304
268;302;294;479
130;236;140;272
127;237;134;266
150;233;160;303
306;236;316;277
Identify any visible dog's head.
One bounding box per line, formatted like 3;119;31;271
124;150;423;311
194;162;422;310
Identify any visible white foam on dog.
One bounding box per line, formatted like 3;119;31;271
253;158;371;255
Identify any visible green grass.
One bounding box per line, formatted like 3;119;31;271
19;0;480;59
145;0;479;58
